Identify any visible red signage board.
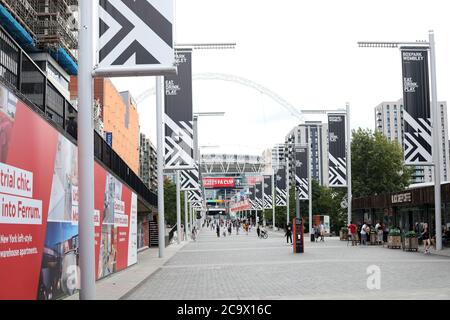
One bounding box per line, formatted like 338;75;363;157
0;84;137;299
203;178;235;188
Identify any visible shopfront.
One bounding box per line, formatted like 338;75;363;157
352;183;450;237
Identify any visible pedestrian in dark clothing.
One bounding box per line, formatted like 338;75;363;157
257;225;261;238
285;223;293;244
216;224;220;237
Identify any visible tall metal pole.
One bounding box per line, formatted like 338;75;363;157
346;103;352;226
272;173;276;229
429;31;442;251
190;203;193;231
156;76;166;258
308;143;312;236
286;152;290;225
176;171;181;244
78;0;95;300
295;176;300;219
184;191;189;241
262;178;266;226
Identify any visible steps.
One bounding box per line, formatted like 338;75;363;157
149;221;158;247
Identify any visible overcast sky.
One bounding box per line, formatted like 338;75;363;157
111;0;450;156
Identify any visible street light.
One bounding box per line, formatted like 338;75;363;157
294;106;352;238
357;31;442;251
193;112;226;229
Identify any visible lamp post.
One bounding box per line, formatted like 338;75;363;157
301;107;351;235
194;112;225;229
357;32;442;251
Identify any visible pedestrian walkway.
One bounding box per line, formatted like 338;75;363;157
122;226;450;300
65;240;190;300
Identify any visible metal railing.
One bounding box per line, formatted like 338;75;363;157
0;24;157;208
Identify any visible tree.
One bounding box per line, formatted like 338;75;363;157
351;128;412;198
163;177;186;227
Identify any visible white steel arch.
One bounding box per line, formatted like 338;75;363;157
134;73;304;121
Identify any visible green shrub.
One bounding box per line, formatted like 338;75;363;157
404;231;417;238
388;228;401;236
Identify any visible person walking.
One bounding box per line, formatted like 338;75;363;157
361;222;368;246
216;223;220;238
319;223;325;242
191;226;197;241
314;224;320;242
256;224;261;238
228;223;232;236
375;220;384;244
285;223;293;245
348;221;357;246
422;223;431;254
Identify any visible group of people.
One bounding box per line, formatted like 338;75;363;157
347;221;385;246
313;224;326;242
347;220;443;254
209;219;252;237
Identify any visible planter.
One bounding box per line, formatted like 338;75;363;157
339;230;348;241
403;237;419;251
387;235;402;249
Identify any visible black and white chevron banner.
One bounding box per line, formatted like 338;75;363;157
164;50;194;170
275;168;287;207
295;176;309;200
263;194;273;209
329;154;347;186
97;0;174;73
263;175;273;209
403;112;432;163
401;48;433;164
180;166;200;191
187;189;203;208
276;188;287;206
295;147;309;200
328;114;347;187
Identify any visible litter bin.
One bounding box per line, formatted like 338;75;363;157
293;218;304;253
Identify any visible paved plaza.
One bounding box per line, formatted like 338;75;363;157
123;227;450;300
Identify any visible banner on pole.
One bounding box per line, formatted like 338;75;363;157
255;182;263;210
263;175;273;209
275;167;287;206
96;0;176;76
328;114;347;187
164;50;194;170
401;48;432;164
294;146;309;200
180;165;200;191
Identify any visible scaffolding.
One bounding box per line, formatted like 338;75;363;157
33;0;78;56
0;0;37;39
1;0;78;59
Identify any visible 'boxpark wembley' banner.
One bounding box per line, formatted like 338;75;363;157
164;50;194;170
328;114;347;187
263;175;273;209
401;48;432;164
0;84;137;300
294;146;309;200
275;167;287;206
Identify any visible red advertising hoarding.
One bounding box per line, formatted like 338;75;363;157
0;84;137;300
203;178;235;188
